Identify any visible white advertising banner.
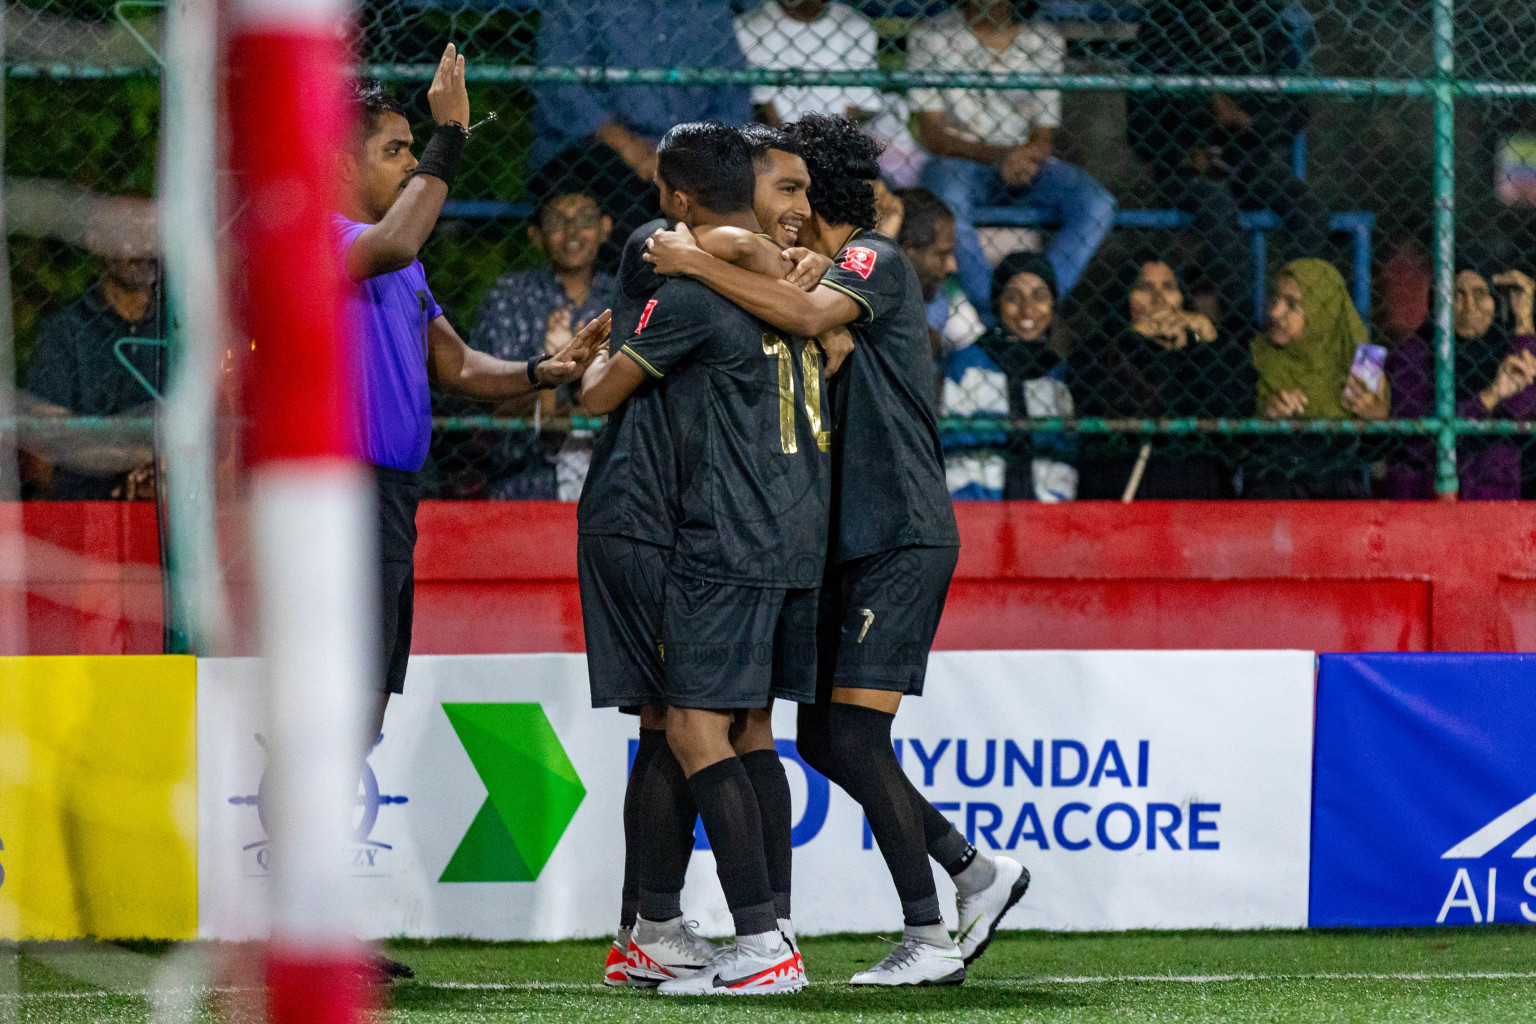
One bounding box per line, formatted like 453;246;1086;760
197;650;1314;940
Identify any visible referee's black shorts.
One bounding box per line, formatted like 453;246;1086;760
818;545;959;697
375;464;420;695
578;532;670;712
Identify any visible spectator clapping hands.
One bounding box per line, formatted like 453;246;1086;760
1478;349;1536;412
537;308;611;388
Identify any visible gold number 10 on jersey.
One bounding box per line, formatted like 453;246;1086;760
763;333;828;455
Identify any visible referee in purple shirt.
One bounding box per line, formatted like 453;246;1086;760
335;45;610;822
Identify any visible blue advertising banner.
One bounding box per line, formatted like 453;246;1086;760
1311;653;1536;927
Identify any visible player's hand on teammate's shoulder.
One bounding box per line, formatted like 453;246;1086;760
784;247;833;291
427;42;470;129
539;308;611;386
820;326;855;376
643;223;702;276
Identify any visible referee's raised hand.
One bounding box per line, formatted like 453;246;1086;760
427;42;470;129
537;309;611;387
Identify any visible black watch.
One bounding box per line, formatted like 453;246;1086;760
527;353;553;390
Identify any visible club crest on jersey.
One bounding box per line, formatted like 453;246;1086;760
839;246;878;280
635;298;659;333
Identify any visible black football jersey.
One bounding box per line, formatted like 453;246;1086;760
818;230;959;562
577;220;677;544
621;278;829;588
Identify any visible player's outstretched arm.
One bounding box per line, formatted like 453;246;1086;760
346;44;469;281
646;224;858;338
429;309;609;399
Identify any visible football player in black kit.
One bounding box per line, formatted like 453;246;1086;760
645;113;1029;987
582;122;828;996
579;124;830;989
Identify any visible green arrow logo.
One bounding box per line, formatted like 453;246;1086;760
439;703;586;883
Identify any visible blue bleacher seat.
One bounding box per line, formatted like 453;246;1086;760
972;206;1375;320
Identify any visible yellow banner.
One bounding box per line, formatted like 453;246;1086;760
0;656;197;940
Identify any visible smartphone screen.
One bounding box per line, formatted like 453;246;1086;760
1351;343;1388;393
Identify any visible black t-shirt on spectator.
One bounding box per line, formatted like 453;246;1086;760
26;284;162;499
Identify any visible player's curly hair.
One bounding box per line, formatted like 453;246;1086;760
783;113;884;231
349;79;407;140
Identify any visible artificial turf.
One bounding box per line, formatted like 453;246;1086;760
7;927;1536;1023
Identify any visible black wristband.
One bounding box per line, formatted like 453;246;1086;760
526;352;552;389
413;123;467;189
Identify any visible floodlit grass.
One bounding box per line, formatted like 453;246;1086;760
8;927;1536;1023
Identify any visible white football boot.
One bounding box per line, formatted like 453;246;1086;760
955;856;1029;965
625;917;716;987
657;931;805;996
778;918;804;975
849;936;966;987
603;927;632;986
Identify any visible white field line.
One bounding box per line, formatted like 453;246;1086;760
6;971;1536;999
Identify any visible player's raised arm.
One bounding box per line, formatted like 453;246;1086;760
344;44;470;281
646;224;859;338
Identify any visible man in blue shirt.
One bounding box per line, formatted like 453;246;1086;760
458;189;617;499
335;51;609;983
530;0;752;258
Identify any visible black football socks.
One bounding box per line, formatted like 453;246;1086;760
686;756;779;937
636;739;697;922
925;798;997;897
739;748;794;920
621;728;667;929
794;700;843;785
800;698;997;901
828;702;943;927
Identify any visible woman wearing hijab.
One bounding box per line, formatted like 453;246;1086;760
1381;249;1536;499
1249;258;1389;498
940;251;1076;501
1069;252;1254;498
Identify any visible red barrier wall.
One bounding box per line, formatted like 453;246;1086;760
13;501;1536;655
410;501;1536;655
2;502;163;655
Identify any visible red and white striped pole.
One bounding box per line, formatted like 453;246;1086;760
226;0;374;1020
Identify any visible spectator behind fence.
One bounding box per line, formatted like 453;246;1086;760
892;187;983;358
23;256;162;499
734;0;879;127
1128;1;1330;335
531;0;751;253
910;0;1115;319
1070;253;1253;499
1382;249;1536;500
942;251;1076;501
1249;258;1386;499
463;191;617;500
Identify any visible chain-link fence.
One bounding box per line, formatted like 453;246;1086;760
8;0;1536;505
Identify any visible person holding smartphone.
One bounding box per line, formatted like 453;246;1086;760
1249;258;1388;498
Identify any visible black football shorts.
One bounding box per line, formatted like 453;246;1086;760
578;533;671;712
661;570;819;710
818;545;959;696
375;464;420;696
